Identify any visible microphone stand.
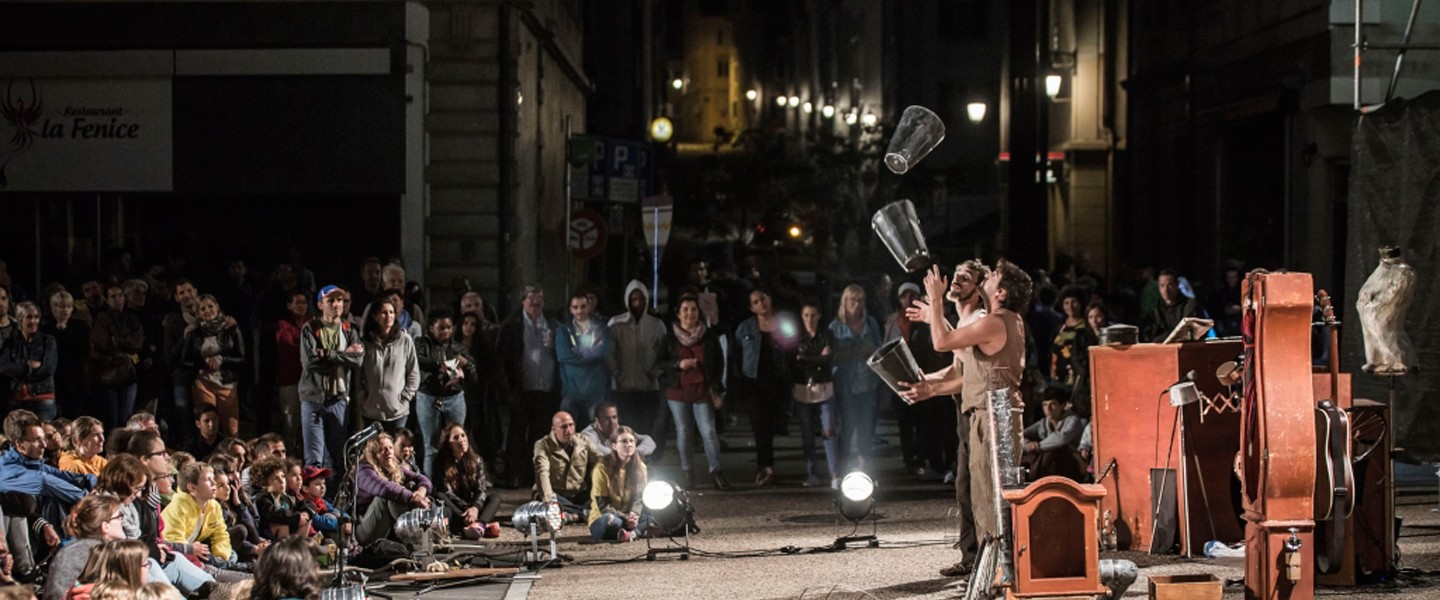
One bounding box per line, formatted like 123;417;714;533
331;438;366;590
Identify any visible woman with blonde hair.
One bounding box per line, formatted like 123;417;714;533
63;539;152;600
59;416;108;476
588;426;649;541
828;284;883;473
355;433;431;545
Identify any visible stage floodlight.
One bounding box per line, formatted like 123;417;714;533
838;472;876;521
641;480;696;561
512;500;564;534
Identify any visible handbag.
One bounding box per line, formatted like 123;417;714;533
792;380;834;404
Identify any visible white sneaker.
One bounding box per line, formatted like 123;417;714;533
943;471;956;484
830;477;841;490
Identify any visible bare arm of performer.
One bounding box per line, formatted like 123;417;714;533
897;364;963;403
908;265;1005;355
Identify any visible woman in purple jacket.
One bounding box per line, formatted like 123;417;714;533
355;433;432;545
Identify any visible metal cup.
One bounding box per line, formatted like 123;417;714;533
885;105;946;174
871;199;931;271
867;337;925;397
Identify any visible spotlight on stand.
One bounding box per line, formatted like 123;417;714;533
832;472;880;549
512;501;564;567
642;481;698;561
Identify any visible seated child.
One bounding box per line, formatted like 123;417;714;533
250;457;311;540
160;462;242;575
297;466;351;542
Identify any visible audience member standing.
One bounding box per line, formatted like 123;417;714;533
733;289;790;487
556;292;610;431
43;291;91;420
830;284;883;473
458;296;502;464
90;283;145;430
162;279;202;447
274;290;313;449
664;295;729;490
792;300;837;488
298;286;364;482
497;286;558;488
607;280;668;458
357;298;419;433
1142;269;1202;343
413;309;475;476
0;303;58;421
182;295;245;439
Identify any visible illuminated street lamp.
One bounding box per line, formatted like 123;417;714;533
844;110;858;125
861;111;878;128
788;95;800;108
671;77;684;90
649;116;675;143
802;102;813;114
821;104;835;118
967;102;987;124
776;96;788;107
1045;75;1063;99
745;89;758;101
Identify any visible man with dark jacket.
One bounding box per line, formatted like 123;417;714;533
1142;269;1203;343
413;308;478;475
497;286;558;488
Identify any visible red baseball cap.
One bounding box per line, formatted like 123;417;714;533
302;465;333;483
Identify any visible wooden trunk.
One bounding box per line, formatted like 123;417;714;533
1089;340;1243;556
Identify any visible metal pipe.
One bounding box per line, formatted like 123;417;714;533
1386;0;1424;102
1356;0;1363;110
1365;41;1440;50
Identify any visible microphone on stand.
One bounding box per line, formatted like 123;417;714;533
345;422;384;453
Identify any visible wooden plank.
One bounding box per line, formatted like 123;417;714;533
389;567;521;582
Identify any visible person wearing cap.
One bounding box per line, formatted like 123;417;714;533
297;465;350;541
299;285;365;483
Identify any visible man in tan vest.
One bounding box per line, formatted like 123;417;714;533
902;259;1031;578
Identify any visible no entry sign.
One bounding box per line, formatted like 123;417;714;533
568;209;607;259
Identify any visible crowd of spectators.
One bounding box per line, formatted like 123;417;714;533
0;246;1252;596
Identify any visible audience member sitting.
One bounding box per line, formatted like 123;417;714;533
126;412;159;433
64;539;153;600
126;429;218;595
59;416;108;476
579;402;655;460
297;465;350;543
0;409;93;531
392;427;420;474
184;406;223;460
251;456;310;539
161;462;235;570
240;433;285;492
432;423;501;539
45;494;127;600
532;411;595;523
354;433;432;546
94;455;149;540
587;426;650;541
250;536;320;600
208;455;266;562
1020;397;1085;481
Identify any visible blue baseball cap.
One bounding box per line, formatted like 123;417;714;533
317;285;345;303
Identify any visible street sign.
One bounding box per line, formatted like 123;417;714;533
566;137;653;203
568;209;607;259
641;194;673;306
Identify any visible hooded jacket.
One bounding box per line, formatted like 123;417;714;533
556;314;610;401
606;280;668;392
357;332;420;422
0;447;93;507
